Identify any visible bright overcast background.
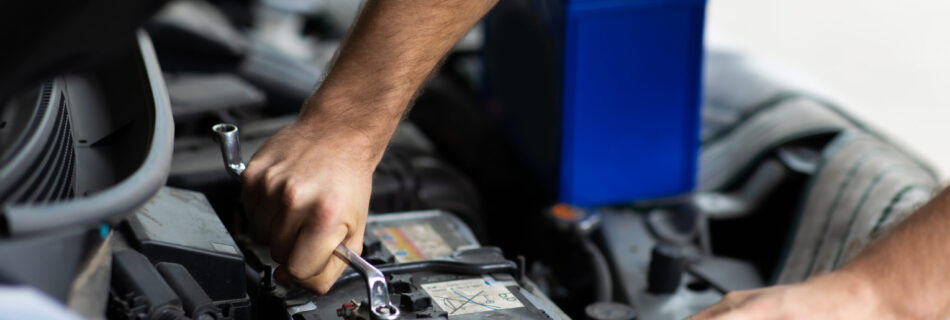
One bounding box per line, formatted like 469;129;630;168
708;1;950;179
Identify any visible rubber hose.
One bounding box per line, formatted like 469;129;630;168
581;236;613;302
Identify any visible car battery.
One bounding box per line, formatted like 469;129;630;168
247;210;569;320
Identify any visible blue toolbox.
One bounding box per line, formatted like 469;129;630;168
484;0;707;206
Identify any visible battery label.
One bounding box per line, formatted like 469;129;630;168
372;224;453;262
421;278;524;316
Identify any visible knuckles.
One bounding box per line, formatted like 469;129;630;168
254;167;327;213
312;194;342;223
280;178;306;210
239;162;262;189
261;168;284;194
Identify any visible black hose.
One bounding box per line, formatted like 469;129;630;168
581;236;613;302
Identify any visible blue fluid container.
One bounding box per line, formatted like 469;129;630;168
485;0;706;206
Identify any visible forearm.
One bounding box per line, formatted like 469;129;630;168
298;0;497;164
840;186;950;319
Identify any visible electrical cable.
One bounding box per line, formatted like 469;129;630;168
580;236;613;302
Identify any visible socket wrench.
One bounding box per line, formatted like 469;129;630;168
212;123;400;320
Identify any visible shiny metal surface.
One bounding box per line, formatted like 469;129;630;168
334;245;400;320
211;123;246;178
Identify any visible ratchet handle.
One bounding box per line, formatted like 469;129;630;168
334;245;400;320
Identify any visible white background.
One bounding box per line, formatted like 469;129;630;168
707;1;950;179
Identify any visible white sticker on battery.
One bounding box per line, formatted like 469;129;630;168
372;224;453;262
421;277;524;316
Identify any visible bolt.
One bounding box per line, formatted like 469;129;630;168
376;306;392;315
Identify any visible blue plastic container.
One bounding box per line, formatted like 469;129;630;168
485;0;706;206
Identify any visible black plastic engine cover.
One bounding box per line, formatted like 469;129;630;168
126;187;246;302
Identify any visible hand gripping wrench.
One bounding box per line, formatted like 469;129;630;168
212;123;400;320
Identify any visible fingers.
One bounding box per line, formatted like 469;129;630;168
268;179;319;264
301;227;366;294
699;312;755;320
687;291;756;320
291;251;348;294
274;221;358;294
271;201;366;292
273;225;345;294
243;161;301;251
237;126;374;295
687;304;729;320
281;206;349;280
241;159;273;242
242;158;361;293
268;207;301;264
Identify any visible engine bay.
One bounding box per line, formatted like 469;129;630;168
0;1;942;320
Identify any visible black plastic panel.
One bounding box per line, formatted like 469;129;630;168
1;31;174;237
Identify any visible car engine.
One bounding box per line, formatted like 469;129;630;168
0;1;941;320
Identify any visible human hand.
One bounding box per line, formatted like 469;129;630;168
687;271;893;320
241;118;380;293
